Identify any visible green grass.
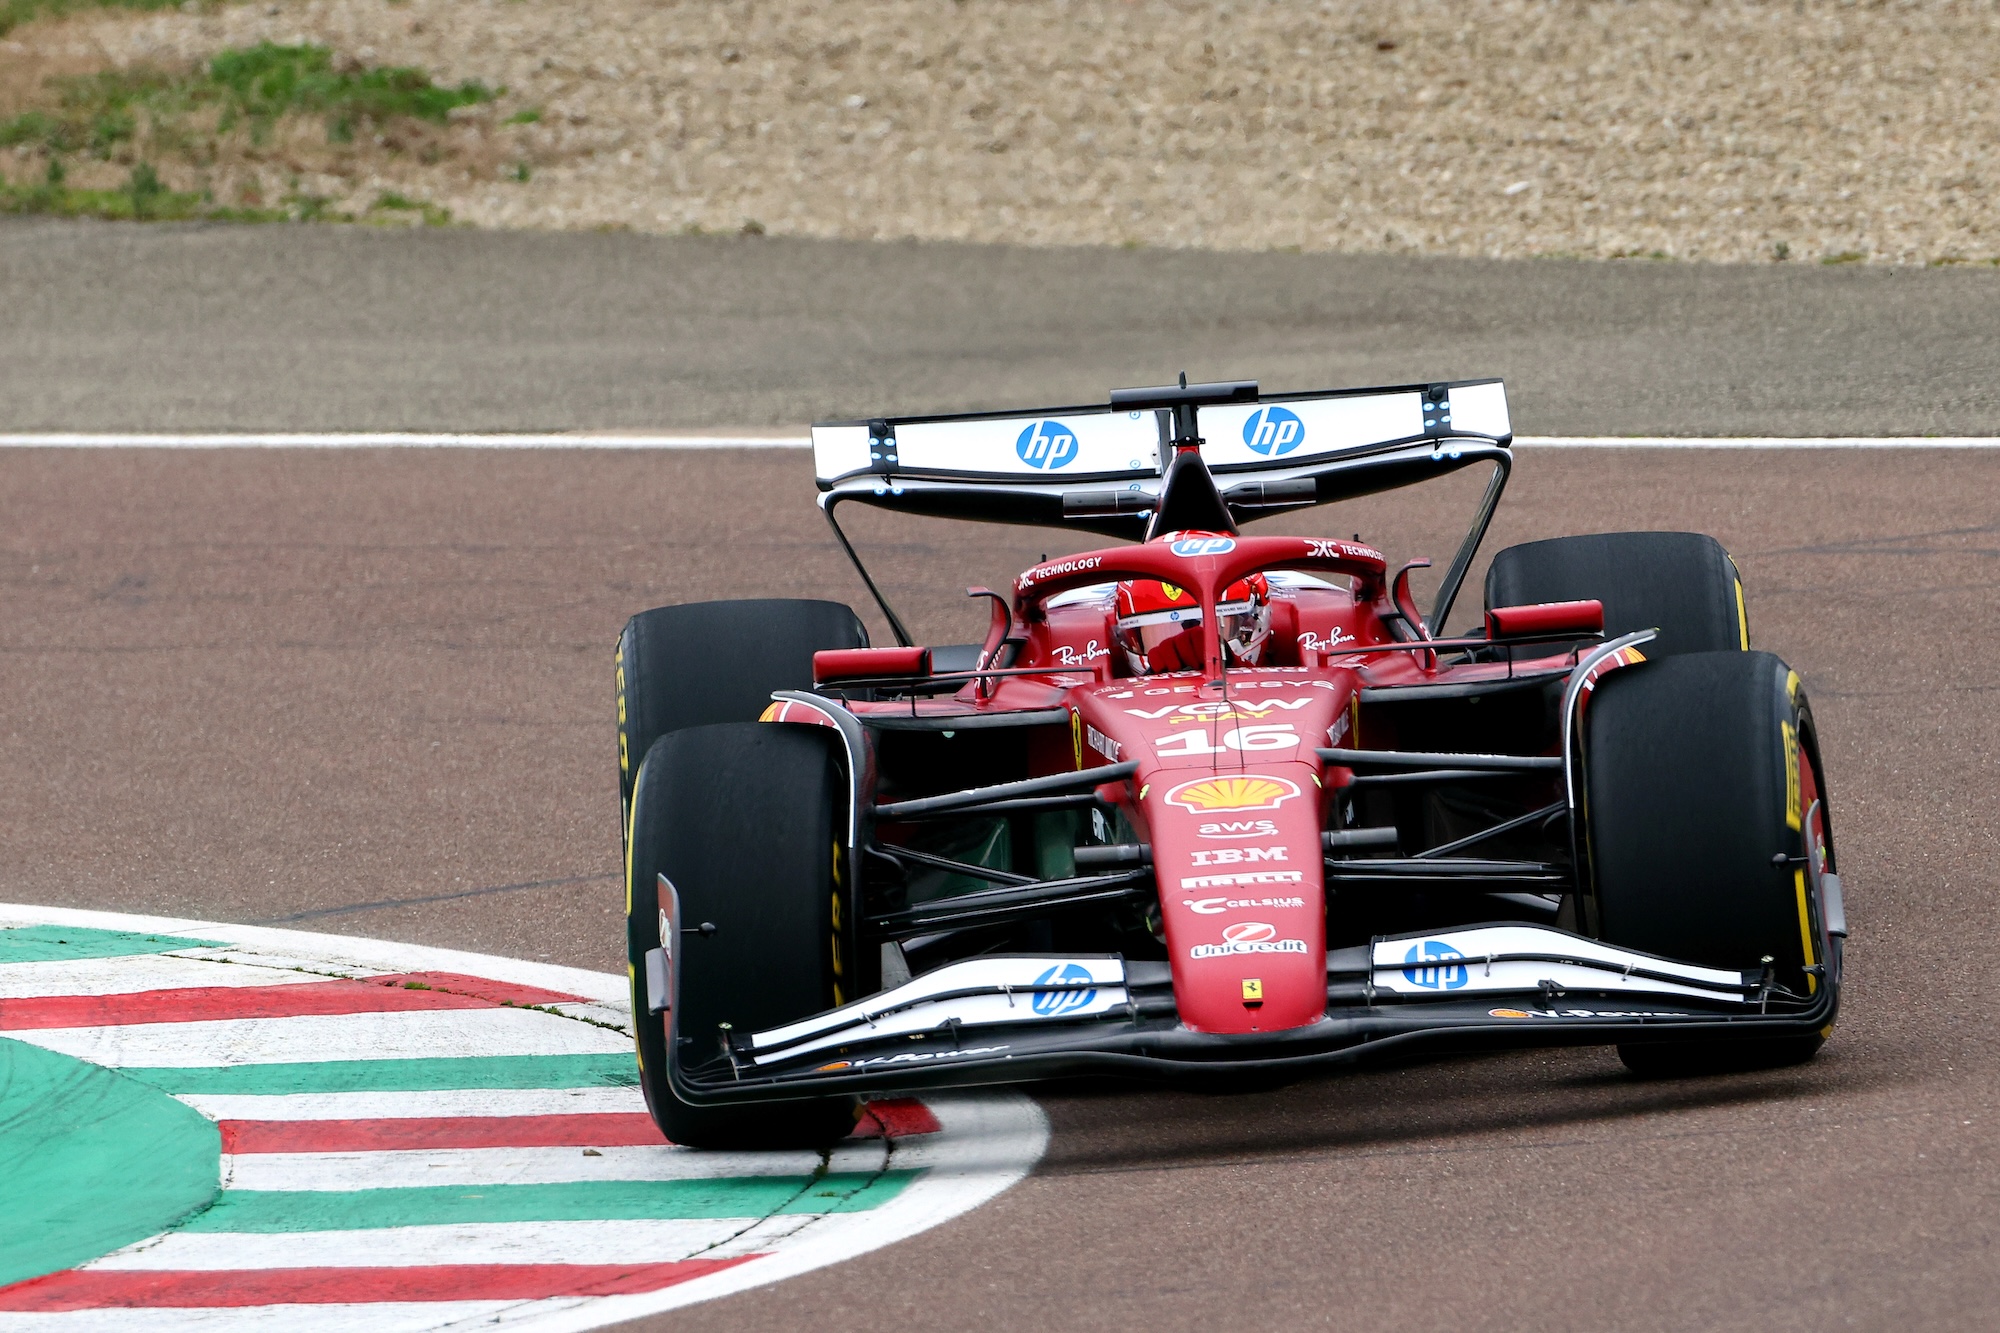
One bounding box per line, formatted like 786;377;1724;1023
0;0;187;38
0;42;483;224
368;189;450;225
207;42;494;141
0;42;493;158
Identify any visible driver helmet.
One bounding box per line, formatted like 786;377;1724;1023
1114;571;1271;674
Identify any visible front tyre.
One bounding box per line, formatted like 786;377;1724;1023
1583;650;1840;1076
626;721;859;1148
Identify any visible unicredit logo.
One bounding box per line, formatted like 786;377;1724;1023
1189;923;1307;959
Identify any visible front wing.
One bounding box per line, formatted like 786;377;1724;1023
654;923;1837;1106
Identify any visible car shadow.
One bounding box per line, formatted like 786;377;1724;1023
1025;1042;1856;1177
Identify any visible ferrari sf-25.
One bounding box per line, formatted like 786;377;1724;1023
614;376;1845;1148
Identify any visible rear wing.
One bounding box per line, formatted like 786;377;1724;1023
812;377;1511;535
811;376;1514;645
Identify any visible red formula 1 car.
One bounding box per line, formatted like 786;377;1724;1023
617;376;1845;1148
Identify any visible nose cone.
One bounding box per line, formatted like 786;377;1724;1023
1144;762;1327;1033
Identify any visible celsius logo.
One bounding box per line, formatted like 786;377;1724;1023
1016;420;1079;469
1402;940;1469;990
1243;406;1304;457
1169;535;1236;558
1032;962;1098;1015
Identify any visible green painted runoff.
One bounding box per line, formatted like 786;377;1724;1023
123;1053;640;1096
179;1171;920;1232
0;923;224;964
0;1036;221;1287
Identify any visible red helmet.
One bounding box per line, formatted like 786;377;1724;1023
1114;572;1270;674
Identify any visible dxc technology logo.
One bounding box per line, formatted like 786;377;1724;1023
1402;940;1469;990
1031;962;1098;1015
1015;420;1080;469
1242;405;1305;457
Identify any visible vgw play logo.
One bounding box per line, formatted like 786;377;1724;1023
1402;940;1469;990
1242;406;1305;457
1032;962;1098;1015
1016;420;1080;469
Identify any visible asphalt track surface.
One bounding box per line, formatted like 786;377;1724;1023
4;217;2000;435
4;226;2000;1330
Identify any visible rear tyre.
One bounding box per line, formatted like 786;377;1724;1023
617;598;867;817
626;722;859;1149
1484;531;1748;656
1583;651;1838;1077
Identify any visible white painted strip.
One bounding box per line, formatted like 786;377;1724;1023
0;906;625;1006
177;1086;646;1122
533;1091;1050;1330
11;1005;628;1069
86;1218;813;1271
0;433;810;450
0;432;1994;451
0;904;1049;1331
0;955;334;1000
0;1303;521;1333
222;1138;891;1192
1514;435;2000;448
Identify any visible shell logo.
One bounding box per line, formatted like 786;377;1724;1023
1163;775;1301;813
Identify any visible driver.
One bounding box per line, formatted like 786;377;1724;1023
1113;571;1271;674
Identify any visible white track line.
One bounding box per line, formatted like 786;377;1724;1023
0;434;810;449
0;906;626;1004
223;1139;893;1191
10;1005;629;1068
176;1087;646;1122
88;1218;832;1270
0;1304;522;1333
1513;435;2000;448
1;433;1997;449
0;955;336;999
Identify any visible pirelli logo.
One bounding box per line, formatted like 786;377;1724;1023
1782;720;1801;831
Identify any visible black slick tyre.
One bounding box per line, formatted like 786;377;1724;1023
626;721;860;1149
616;598;867;819
1484;531;1749;656
1583;650;1839;1076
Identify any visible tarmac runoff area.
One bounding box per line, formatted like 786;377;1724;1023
1;440;1995;1332
0;906;1046;1328
5;228;2000;1329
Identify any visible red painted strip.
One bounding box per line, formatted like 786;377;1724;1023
0;971;586;1031
853;1098;943;1139
221;1113;666;1154
0;1260;758;1310
219;1098;939;1154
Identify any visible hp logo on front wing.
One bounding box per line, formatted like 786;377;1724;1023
1402;940;1469;990
1032;962;1098;1015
